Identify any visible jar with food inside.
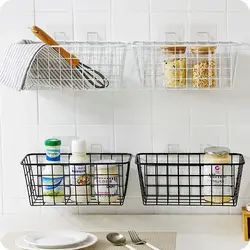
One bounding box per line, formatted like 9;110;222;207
191;46;217;88
161;46;187;88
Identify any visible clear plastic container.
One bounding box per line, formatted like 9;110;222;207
161;46;187;88
191;46;217;88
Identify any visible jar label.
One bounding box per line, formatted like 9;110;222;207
46;149;60;162
42;176;64;197
70;165;90;185
203;165;231;196
94;176;118;197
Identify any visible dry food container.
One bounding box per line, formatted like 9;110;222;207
161;46;187;88
203;146;231;204
191;46;217;88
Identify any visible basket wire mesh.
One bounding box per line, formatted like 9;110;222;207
133;41;240;90
21;153;132;206
25;41;127;91
136;153;245;206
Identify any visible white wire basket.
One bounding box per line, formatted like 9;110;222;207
25;41;127;91
133;41;241;90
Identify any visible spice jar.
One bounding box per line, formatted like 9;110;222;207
203;146;231;204
191;46;217;88
161;46;187;88
94;160;119;203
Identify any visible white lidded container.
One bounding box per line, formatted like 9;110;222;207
94;160;119;203
70;140;91;203
42;138;65;204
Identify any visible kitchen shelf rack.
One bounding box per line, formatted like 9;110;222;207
136;153;245;206
133;41;241;90
24;41;127;91
21;153;132;206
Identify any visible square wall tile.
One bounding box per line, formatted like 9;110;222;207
35;0;72;12
228;103;250;126
38;125;76;151
0;88;38;127
3;198;40;215
35;12;73;40
151;13;188;40
228;12;250;42
113;12;149;41
77;125;114;152
74;12;111;41
153;125;190;153
189;12;227;40
113;0;149;12
236;157;250;198
79;206;118;214
1;125;38;163
2;161;28;199
189;0;226;11
74;0;110;12
151;0;188;12
3;0;34;14
191;206;230;214
229;125;250;156
0;12;34;64
117;197;155;214
115;125;151;154
152;92;190;126
76;92;114;125
190;126;228;152
190;105;227;126
155;206;192;214
228;0;249;11
38;90;75;126
114;91;150;125
125;163;143;197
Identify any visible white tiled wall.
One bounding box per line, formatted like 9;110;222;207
0;0;249;215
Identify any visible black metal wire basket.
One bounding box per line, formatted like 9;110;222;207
135;153;245;206
21;153;132;206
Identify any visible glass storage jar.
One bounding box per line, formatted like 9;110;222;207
203;146;231;204
191;46;217;88
161;46;187;88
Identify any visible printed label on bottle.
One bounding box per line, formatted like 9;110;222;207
94;176;118;197
203;165;231;196
42;176;64;197
70;165;90;185
46;149;60;162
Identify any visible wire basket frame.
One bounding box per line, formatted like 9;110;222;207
136;153;245;206
21;153;132;206
24;41;127;91
133;41;241;90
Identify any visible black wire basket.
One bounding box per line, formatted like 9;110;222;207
135;153;245;206
21;153;132;206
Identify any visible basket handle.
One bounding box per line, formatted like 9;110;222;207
31;26;80;68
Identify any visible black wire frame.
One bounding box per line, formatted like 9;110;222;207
135;153;245;207
21;153;132;207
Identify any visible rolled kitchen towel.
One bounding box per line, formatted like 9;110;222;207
0;40;84;91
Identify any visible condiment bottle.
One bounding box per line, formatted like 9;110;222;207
70;140;91;203
94;160;119;203
161;46;187;88
43;138;65;204
191;46;217;88
203;146;231;204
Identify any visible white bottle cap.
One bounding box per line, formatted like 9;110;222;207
71;140;87;154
